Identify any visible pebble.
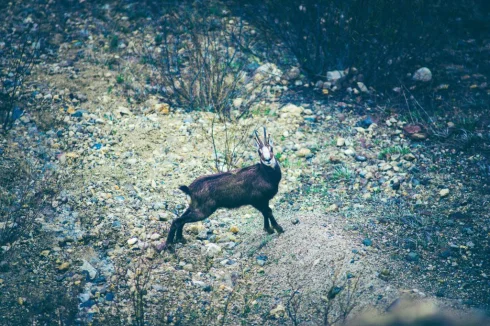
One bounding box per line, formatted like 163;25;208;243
192;280;211;291
356;117;373;128
201;243;222;257
412;67;432;82
257;259;266;266
336;137;345;147
189;223;206;235
154;103;170;114
127;237;138;246
79;292;91;303
326;70;346;82
58;262;70;271
196;231;208;240
183;264;194;272
270;304;286;318
152;285;167;292
256;255;268;264
220;259;230;266
406;252;419;262
439;189;450;197
40;250;50;257
343;148;355;156
404;153;416;161
150;233;161;240
362;238;372;246
297;148;312;158
327;204;339;212
355;155;367;162
357;82;368;93
80;260;97;280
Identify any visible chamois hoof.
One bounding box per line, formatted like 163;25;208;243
274;225;284;234
264;227;275;234
156;241;173;252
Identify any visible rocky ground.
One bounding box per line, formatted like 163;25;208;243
0;1;489;325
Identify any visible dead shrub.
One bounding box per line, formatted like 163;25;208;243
143;2;268;121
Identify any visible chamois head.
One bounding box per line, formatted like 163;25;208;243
254;127;276;168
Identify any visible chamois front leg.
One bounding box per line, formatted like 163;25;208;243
269;212;284;233
253;203;276;234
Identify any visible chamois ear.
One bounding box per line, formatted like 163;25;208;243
268;134;274;147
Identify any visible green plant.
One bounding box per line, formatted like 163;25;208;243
154;33;163;45
116;74;124;84
281;158;291;169
110;34;119;50
378;146;411;159
332;166;353;182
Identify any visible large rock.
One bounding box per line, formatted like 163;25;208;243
284;67;300;80
412;67;432;82
270;304;286;318
254;63;282;83
80;260;97;280
280;103;304;117
357;82;369;93
326;70;347;82
233;98;244;108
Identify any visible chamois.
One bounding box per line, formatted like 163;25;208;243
164;127;283;248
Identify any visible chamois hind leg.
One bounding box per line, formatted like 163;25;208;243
175;207;213;243
253;203;275;234
175;224;187;244
166;208;192;245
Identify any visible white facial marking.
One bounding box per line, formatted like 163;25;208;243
262;147;271;160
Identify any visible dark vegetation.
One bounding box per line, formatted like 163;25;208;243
237;0;490;86
0;24;40;132
234;0;490;151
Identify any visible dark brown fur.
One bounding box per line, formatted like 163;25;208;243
165;135;283;247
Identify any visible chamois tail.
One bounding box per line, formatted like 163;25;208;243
179;185;191;196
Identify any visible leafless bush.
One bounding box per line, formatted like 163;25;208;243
143;4;267;121
395;84;489;153
285;271;363;326
207;116;258;172
0;154;58;251
0;25;41;132
102;246;156;326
